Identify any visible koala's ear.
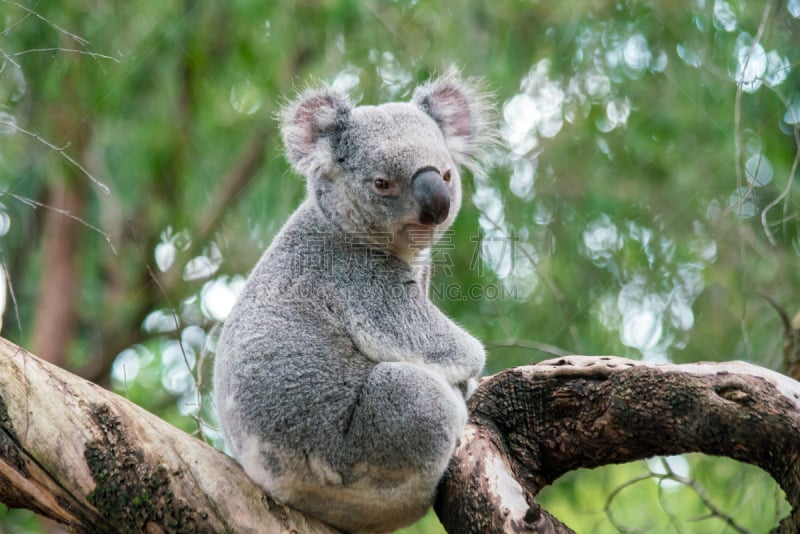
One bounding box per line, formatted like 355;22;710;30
280;88;353;177
412;69;496;174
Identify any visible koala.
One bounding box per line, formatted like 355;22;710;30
213;70;493;533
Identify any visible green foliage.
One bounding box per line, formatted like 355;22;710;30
0;505;37;534
1;0;799;531
540;455;789;533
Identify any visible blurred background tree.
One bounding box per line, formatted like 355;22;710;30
0;0;798;532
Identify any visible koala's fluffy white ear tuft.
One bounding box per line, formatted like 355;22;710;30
280;88;352;178
411;68;496;176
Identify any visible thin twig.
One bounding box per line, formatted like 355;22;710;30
605;460;755;534
0;120;111;195
0;9;31;37
8;48;119;62
485;338;570;357
3;192;116;254
761;90;800;244
664;475;752;533
604;472;653;533
733;0;775;190
1;0;89;45
1;50;22;71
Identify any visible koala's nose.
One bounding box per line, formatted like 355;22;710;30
412;168;450;225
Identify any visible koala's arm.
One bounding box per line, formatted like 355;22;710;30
342;278;485;388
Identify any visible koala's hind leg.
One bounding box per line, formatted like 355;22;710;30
330;361;467;528
296;361;467;532
349;361;467;470
273;362;468;532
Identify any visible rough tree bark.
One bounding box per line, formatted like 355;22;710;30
0;337;335;533
1;338;799;533
435;356;800;533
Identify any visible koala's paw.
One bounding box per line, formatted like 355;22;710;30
455;377;479;400
460;334;486;379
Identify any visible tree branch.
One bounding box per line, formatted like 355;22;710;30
435;356;800;533
0;337;335;533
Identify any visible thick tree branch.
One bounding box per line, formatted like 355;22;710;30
0;337;335;533
435;356;800;533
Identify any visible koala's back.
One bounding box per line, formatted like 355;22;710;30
215;200;367;455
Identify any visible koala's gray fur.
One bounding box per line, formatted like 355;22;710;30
213;70;494;533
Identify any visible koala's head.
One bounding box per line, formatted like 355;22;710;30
280;70;494;261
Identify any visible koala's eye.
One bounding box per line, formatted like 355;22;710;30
371;177;398;196
443;170;452;182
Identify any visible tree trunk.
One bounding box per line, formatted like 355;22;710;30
30;179;85;368
1;338;799;533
